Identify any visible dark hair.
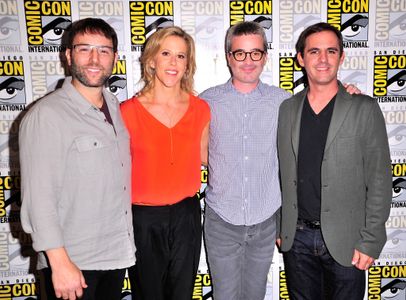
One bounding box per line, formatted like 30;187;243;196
225;21;267;53
295;22;343;57
139;26;196;94
66;18;118;52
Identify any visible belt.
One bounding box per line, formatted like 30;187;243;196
298;219;321;229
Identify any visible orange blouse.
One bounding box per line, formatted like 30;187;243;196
120;94;210;206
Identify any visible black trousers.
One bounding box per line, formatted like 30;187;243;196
41;267;126;300
38;268;126;300
129;195;202;300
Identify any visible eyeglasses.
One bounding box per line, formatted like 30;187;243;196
72;44;114;56
229;50;265;61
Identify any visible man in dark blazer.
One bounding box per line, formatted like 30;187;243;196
277;22;392;300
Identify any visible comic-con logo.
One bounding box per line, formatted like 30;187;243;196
383;110;406;126
108;58;127;102
198;166;208;198
193;274;212;300
0;232;9;273
78;1;125;51
279;54;304;95
381;214;406;264
385;105;406;162
0;223;33;279
375;0;406;47
0;175;20;220
373;52;406;103
0;118;19;174
0;0;21;50
279;270;290;299
391;163;406;207
30;56;64;102
180;0;223;50
339;50;368;93
278;0;321;49
0;60;26;107
0;282;36;297
24;0;72;52
368;266;406;300
131;52;143;94
388;125;406;163
327;0;369;48
229;0;273;48
121;277;131;300
0;186;4;218
129;1;174;51
201;167;207;185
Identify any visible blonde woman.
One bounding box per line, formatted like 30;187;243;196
120;27;210;300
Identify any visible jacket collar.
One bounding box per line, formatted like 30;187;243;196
291;81;352;158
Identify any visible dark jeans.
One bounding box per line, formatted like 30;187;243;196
283;225;365;300
41;267;126;300
129;195;202;300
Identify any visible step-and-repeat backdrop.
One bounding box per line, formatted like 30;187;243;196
0;0;405;299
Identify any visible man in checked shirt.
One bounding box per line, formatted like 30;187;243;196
200;21;360;300
199;21;290;300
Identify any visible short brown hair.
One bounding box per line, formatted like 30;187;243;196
66;18;118;52
295;22;344;57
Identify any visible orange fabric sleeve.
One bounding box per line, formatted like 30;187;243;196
120;94;210;206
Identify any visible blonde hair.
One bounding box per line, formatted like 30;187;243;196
139;26;196;94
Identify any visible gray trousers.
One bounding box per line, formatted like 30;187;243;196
204;205;276;300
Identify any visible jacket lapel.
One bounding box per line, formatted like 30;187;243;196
324;83;352;152
291;90;306;162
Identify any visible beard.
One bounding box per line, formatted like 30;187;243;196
70;60;113;88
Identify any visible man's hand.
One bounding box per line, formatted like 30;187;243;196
352;249;374;270
46;248;88;299
343;83;362;95
276;238;282;253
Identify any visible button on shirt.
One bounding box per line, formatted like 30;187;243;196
200;79;291;225
19;77;135;270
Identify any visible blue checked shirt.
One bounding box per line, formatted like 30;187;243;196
200;79;290;225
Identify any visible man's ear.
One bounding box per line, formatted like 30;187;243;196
226;52;232;66
263;51;268;64
65;48;72;67
297;52;305;68
339;51;345;66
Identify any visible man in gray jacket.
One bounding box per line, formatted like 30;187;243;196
277;22;392;299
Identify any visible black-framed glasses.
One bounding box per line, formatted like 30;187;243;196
229;50;265;61
72;44;114;56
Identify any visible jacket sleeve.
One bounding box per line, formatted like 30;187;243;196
355;100;392;258
275;207;281;238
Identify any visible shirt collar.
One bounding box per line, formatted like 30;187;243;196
62;76;116;114
226;78;266;99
